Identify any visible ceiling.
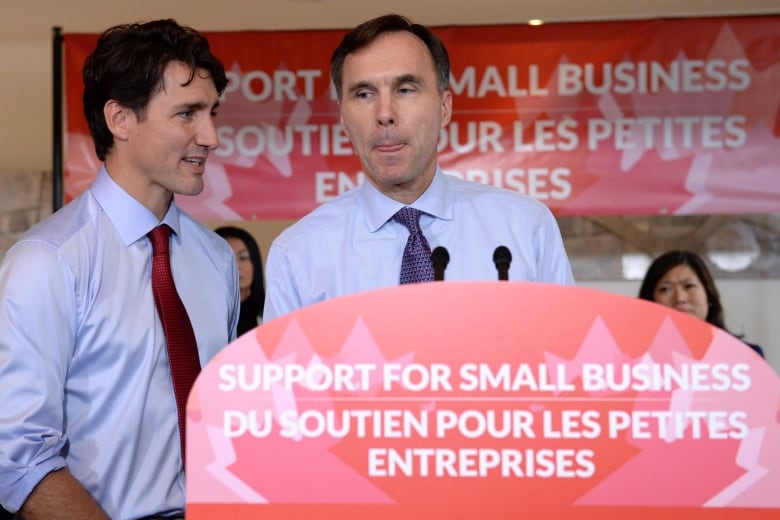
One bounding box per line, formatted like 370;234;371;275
4;0;780;40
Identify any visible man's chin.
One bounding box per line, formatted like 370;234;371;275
174;181;205;197
371;167;415;186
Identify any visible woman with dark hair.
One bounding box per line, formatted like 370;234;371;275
215;226;265;335
638;250;764;358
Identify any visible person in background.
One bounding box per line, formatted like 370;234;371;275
216;226;265;334
263;14;573;320
638;250;764;358
0;19;239;517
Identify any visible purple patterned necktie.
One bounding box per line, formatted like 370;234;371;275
393;206;435;284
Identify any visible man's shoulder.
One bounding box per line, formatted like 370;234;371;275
178;211;234;258
0;193;101;284
273;190;360;245
13;192;97;253
445;173;550;214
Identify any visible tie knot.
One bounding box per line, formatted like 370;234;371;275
393;207;422;233
149;225;171;256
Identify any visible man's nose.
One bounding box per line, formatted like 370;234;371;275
376;94;396;127
196;115;219;150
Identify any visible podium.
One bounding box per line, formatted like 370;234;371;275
185;282;779;518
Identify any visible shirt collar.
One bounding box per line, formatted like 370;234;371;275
90;166;183;246
359;165;454;232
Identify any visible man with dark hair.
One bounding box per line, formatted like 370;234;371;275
0;19;239;517
264;14;573;320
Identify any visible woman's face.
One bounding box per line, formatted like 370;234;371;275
653;264;709;321
226;237;253;300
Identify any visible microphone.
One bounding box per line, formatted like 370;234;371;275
493;246;512;281
431;246;450;281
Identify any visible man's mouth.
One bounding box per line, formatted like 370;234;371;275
376;143;404;153
183;157;206;166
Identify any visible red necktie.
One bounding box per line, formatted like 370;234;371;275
148;224;200;469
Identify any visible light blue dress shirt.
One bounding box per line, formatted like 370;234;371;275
0;167;240;516
264;167;574;321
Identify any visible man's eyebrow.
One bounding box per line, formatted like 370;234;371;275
173;100;221;112
346;74;424;96
393;73;423;87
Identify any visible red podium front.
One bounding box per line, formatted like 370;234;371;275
186;282;779;518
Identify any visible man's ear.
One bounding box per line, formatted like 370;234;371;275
104;100;130;142
440;89;453;127
339;110;350;139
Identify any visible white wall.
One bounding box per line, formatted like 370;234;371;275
580;279;780;373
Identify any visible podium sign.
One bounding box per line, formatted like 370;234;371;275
186;282;779;518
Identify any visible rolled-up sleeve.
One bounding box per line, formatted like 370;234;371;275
0;241;75;511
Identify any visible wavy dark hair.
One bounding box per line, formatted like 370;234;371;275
330;13;450;100
82;19;228;161
215;226;265;335
638;250;725;329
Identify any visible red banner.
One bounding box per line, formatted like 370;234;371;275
63;16;780;219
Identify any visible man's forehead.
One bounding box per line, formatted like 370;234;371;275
343;34;433;78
